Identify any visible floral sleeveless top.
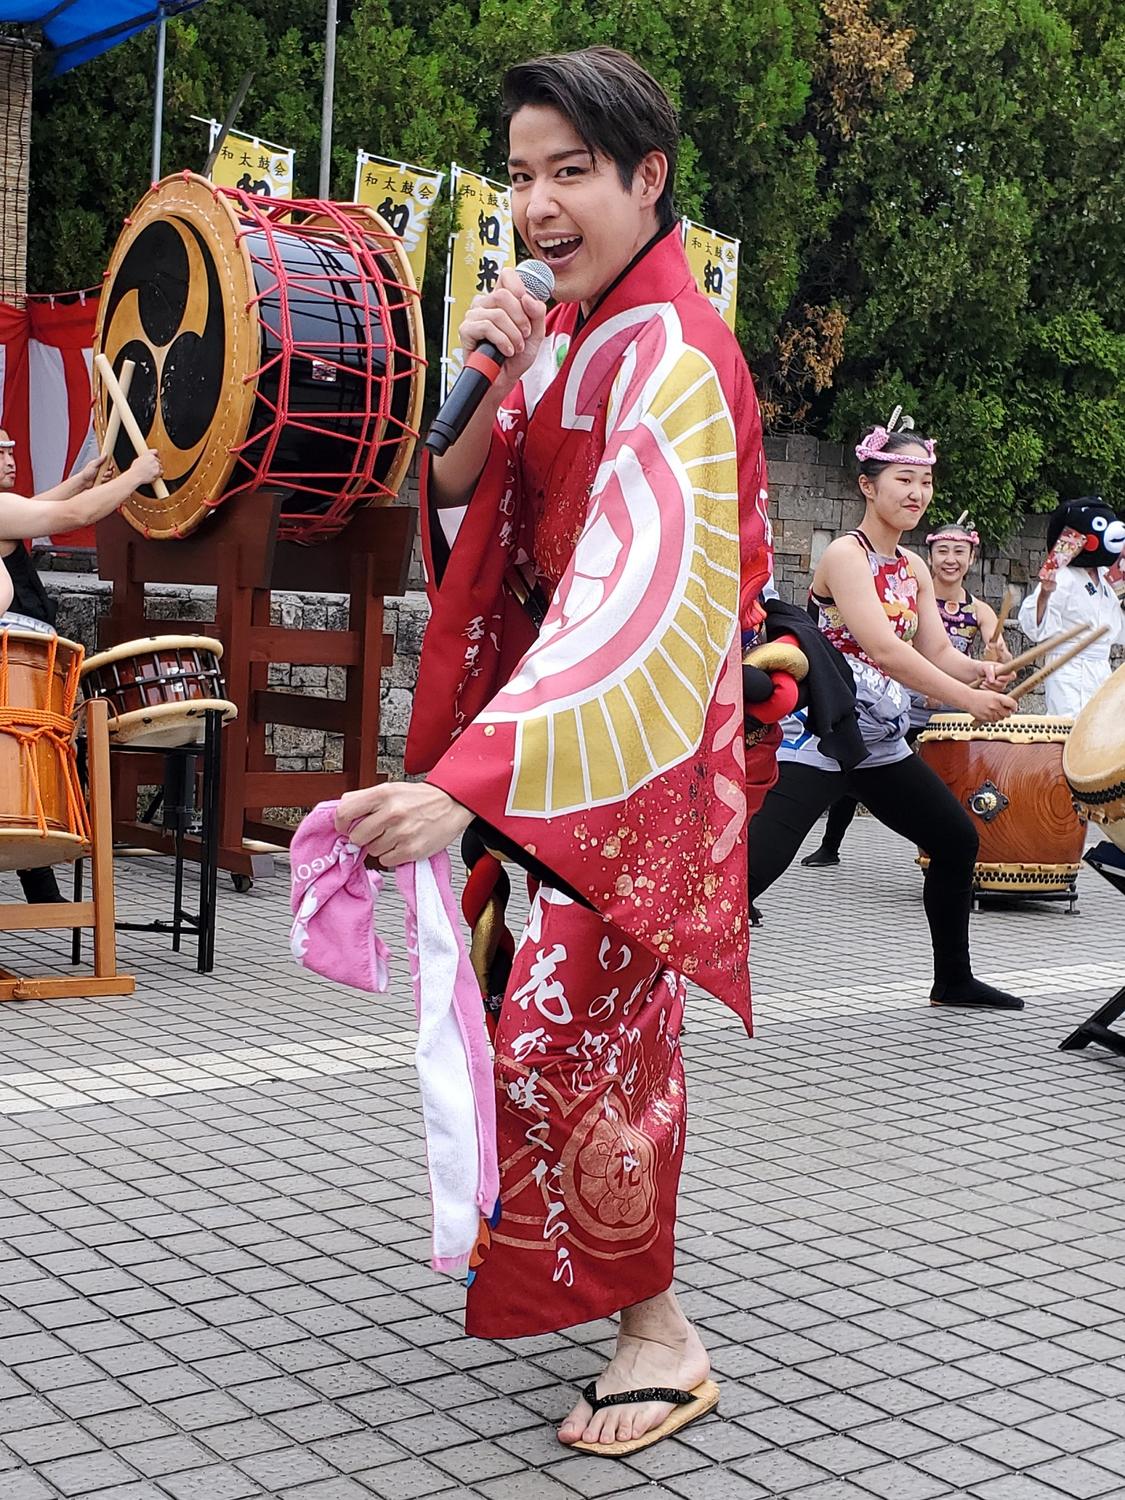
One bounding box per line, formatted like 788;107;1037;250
808;530;919;664
936;593;981;654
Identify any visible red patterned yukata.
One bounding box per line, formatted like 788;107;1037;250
406;227;778;1337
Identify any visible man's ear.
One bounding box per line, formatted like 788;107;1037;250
635;150;668;209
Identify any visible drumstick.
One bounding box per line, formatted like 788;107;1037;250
1011;626;1108;702
1001;622;1092;677
93;352;170;500
97;358;134;472
988;586;1015;648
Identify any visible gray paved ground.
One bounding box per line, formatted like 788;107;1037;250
0;816;1123;1500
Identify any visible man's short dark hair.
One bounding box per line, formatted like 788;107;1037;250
502;47;678;229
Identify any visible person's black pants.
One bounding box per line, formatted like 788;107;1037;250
748;754;978;986
813;727;925;858
18;867;63;903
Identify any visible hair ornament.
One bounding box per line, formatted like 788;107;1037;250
855;410;937;467
926;520;980;548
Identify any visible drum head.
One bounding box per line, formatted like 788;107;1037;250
920;713;1072;744
82;635;224;677
94;173;258;540
109;699;238;748
0;829;86;873
1064;661;1125;790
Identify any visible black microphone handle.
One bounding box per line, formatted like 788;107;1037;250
425;340;504;457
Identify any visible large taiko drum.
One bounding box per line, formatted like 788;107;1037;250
0;630;89;871
1064;662;1125;852
917;713;1087;894
81;635;238;749
93;173;425;545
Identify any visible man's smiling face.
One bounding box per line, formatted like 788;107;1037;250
507;103;665;312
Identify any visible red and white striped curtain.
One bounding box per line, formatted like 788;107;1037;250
0;292;100;546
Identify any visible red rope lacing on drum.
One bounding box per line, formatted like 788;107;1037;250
208;187;427;546
0;634;90;845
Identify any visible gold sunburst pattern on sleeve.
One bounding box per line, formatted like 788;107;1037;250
507;336;741;816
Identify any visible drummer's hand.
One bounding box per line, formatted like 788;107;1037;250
334;782;473;867
1039;572;1057;595
460;266;547;402
74;454;111;490
126;449;163;487
984;637;1013;665
974;659;1015;689
963;687;1018;723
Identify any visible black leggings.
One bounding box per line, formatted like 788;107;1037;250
815;727;924;858
748;755;979;987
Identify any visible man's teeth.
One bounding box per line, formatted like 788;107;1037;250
539;236;580;251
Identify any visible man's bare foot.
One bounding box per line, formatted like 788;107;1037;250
558;1289;710;1449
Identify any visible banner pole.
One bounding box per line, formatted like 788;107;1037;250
318;0;338;198
150;6;166;182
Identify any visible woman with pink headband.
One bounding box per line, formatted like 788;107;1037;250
747;417;1025;1011
801;516;1011;867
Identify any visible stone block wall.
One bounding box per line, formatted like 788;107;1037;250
38;440;1114;787
764;434;1052;605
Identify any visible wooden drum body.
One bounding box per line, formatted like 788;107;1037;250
0;631;89;871
1065;661;1125;852
81;635;238;749
94;173;425;545
917;714;1086;893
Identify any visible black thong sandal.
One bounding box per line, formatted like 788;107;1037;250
567;1378;720;1456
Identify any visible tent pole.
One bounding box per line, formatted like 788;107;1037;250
318;0;337;198
151;5;167;182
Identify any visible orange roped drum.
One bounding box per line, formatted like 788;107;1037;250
0;631;89;872
917;713;1087;893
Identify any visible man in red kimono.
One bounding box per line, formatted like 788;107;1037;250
336;47;779;1455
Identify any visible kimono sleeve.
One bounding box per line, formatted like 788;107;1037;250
426;311;760;1014
404;414;534;775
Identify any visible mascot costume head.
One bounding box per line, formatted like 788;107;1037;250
1046;496;1125;570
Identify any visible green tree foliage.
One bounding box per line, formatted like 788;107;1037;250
784;0;1125;534
24;0;1125;536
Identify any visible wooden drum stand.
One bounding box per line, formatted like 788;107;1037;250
94;493;416;884
0;698;134;1000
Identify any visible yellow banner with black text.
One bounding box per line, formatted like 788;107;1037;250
681;219;739;331
354;153;445;289
442;165;515;399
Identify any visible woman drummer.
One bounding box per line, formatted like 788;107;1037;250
747;418;1025;1010
801;517;1012;868
0;433;162;902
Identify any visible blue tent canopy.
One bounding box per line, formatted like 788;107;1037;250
1;1;209;72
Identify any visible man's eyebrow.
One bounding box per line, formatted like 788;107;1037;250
507;149;591;168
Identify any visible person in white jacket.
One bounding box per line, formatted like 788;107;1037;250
1017;497;1125;718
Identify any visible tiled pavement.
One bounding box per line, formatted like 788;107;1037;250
0;817;1123;1500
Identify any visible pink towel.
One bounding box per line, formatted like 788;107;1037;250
289;801;499;1273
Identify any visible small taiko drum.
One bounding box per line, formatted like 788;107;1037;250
0;630;89;871
80;635;237;749
94;173;425;545
917;713;1087;894
1064;662;1125;853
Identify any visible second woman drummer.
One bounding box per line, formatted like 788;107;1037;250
801;517;1012;868
747;418;1025;1010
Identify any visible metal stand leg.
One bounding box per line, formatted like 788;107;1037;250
198;710;221;973
1060;984;1125;1056
70;859;83;965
